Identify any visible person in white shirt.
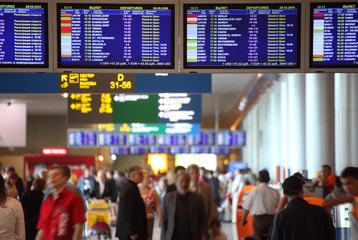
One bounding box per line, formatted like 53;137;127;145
0;174;25;240
231;168;245;223
240;170;280;238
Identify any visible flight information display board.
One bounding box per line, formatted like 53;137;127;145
183;4;301;69
68;93;201;124
98;133;127;146
217;131;246;146
57;3;174;69
310;3;358;68
157;135;186;146
68;130;97;147
187;131;216;145
128;135;157;146
0;3;48;68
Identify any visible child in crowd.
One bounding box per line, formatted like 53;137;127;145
209;218;228;240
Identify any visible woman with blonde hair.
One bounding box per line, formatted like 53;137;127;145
0;175;25;239
138;170;162;240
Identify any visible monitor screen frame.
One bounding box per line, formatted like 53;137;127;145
180;0;305;73
0;0;52;72
53;0;179;73
307;0;358;72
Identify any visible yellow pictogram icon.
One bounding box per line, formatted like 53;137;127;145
69;74;79;84
120;123;131;133
61;75;69;88
61;75;68;82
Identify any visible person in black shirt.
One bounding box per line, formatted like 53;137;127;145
22;178;46;240
270;176;335;240
116;166;148;240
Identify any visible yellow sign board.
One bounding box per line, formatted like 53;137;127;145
59;73;135;93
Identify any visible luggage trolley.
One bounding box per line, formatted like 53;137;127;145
86;200;111;239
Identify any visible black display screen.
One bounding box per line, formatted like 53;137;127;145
310;2;358;68
57;3;175;69
183;4;301;69
0;2;48;68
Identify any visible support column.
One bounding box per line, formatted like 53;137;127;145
267;85;281;180
305;73;335;178
242;105;259;174
287;73;306;174
280;79;289;180
258;97;268;171
335;73;358;173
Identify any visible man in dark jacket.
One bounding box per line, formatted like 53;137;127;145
161;170;208;240
116;166;147;240
270;176;335;240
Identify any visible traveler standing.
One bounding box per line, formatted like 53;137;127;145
36;166;86;240
116;166;148;240
0;175;25;239
241;170;280;237
271;176;335;240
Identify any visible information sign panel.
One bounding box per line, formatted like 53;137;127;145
0;2;49;68
68;93;202;124
59;73;135;93
57;3;175;69
310;2;358;69
183;3;301;69
68;130;97;147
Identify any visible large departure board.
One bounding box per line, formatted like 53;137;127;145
183;4;301;69
57;3;174;69
310;3;358;68
0;3;48;68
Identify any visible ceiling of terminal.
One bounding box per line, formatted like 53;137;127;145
0;74;256;127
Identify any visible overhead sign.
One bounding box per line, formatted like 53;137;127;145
67;130;97;148
0;73;211;94
41;147;68;156
68;128;245;151
135;74;212;93
59;73;135;93
97;123;200;135
59;73;211;94
68;93;202;124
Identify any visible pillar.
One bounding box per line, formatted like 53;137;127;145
287;73;306;174
305;73;335;178
335;73;358;173
280;78;289;180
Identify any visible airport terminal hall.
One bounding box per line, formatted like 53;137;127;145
1;0;358;240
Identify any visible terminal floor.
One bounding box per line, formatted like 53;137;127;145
106;214;239;240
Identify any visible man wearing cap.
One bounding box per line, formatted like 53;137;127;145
270;176;335;240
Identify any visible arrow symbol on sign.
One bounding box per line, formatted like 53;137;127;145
61;75;68;82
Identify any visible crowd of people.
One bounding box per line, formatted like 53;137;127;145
0;163;357;240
